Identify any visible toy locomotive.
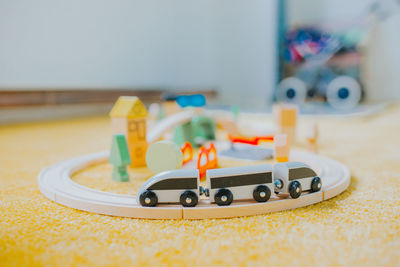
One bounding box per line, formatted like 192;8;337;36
137;162;322;207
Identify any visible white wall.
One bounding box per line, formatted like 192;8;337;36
0;0;277;107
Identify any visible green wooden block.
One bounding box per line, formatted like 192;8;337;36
173;121;194;147
109;134;131;182
145;140;183;174
192;115;215;144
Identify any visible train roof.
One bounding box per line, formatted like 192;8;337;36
138;169;199;192
274;162;310;170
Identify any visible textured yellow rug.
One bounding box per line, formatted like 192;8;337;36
1;106;399;266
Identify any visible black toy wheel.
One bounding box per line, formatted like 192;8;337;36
253;185;271;202
214;188;233;206
311;177;322;192
139;190;158;207
289;181;302;199
180;191;198;207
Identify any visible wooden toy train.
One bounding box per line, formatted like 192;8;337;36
138;162;322;207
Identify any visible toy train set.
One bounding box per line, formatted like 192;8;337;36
138;162;321;207
37;95;350;219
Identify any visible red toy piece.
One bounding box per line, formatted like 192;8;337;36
181;142;193;165
197;142;218;180
228;135;274;145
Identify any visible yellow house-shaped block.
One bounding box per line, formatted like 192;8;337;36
110;96;148;168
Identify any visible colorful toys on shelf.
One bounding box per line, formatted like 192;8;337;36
278;27;363;109
273;162;321;199
109;134;131;182
180;142;193;165
274;104;297;144
109;96;148;168
137;162;321;207
145;140;183;174
197;142;218;180
274;134;290;163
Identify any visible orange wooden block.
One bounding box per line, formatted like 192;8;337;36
197;142;218;180
110;96;148;168
274;104;297;144
274;134;290;163
306;123;318;153
181;142;193;165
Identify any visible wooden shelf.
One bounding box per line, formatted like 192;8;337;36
0;89;217;107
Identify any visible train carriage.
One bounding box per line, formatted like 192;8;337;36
273;162;321;199
137;169;200;207
206;164;273;206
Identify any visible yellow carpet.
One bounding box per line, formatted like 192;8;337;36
1;106;400;266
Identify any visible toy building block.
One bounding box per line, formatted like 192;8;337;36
145;140;183;174
228;135;274;145
191;115;216;145
173;115;215;147
181;142;193;165
109;134;131;182
274;134;290;163
306;123;318;153
109;96;148;168
173;121;195;146
176;94;206;108
274;104;298;144
197;142;218;180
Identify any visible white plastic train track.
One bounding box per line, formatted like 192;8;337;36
38;150;350;219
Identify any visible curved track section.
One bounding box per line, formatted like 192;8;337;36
38;150;350;219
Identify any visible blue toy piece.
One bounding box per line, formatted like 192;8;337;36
176;94;206;108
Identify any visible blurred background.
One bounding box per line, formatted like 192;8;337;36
0;0;399;123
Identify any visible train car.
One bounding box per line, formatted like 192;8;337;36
137;163;320;207
137;169;200;207
206;164;273;206
273;162;321;199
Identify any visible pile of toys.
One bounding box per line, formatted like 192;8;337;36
108;95;321;207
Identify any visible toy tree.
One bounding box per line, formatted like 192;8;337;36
109;134;131;182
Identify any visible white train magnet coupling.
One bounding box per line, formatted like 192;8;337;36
137;162;321;207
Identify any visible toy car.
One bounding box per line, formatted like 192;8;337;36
273;162;321;199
